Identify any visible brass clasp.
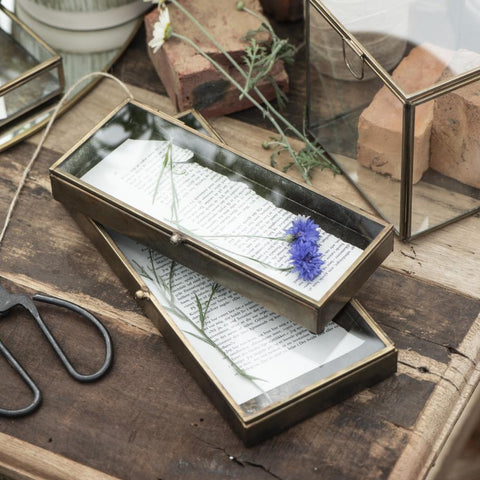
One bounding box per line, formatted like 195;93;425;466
170;232;183;245
342;37;365;80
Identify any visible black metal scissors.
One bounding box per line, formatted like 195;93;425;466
0;284;113;417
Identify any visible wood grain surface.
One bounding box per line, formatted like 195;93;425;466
0;21;479;480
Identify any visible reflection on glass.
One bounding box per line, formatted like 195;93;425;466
59;103;384;245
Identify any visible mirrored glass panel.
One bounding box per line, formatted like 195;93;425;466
411;88;480;236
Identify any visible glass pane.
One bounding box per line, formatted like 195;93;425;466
308;1;480;237
0;67;60;127
0;6;61;127
0;8;55;84
411;88;480;236
308;7;405;231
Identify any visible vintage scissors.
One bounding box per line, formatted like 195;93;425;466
0;284;113;417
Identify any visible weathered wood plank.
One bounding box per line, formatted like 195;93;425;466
0;277;422;480
0;134;479;480
0;137;457;480
357;269;480;364
390;314;480;480
432;375;480;480
0;433;120;480
385;214;480;300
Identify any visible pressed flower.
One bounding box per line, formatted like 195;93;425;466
285;215;320;245
284;215;323;281
148;4;172;53
289;240;324;281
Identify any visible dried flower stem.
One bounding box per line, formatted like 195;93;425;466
134;253;266;386
166;0;340;182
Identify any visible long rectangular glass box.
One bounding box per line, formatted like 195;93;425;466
71;211;397;445
0;5;63;129
49;99;394;333
307;0;480;240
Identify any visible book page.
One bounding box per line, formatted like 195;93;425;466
81;139;363;301
0;97;7;120
110;230;367;408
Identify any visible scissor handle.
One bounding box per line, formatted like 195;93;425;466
0;339;42;417
32;294;113;382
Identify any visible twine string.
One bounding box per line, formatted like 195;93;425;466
0;71;134;245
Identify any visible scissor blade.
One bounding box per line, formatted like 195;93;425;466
0;284;40;319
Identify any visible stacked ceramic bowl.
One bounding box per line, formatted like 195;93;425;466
15;0;150;53
15;0;151;91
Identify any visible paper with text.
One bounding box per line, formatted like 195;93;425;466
0;97;7;120
81;139;362;301
111;230;366;407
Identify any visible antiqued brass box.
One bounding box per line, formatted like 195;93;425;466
0;4;64;131
72;212;397;445
49;99;394;333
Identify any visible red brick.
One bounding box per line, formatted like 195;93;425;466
144;0;289;117
430;49;480;189
357;44;453;183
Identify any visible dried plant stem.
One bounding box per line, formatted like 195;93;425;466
168;0;339;182
172;31;305;181
136;254;266;387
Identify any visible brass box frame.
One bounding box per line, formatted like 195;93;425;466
72;212;397;446
49;99;394;333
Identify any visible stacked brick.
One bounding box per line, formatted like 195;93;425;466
144;0;289;118
357;44;480;189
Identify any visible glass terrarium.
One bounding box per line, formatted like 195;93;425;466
0;4;63;130
307;0;480;240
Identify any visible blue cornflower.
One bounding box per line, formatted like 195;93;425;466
289;240;324;281
285;215;324;281
284;215;320;245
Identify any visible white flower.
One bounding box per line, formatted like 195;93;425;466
148;5;171;53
